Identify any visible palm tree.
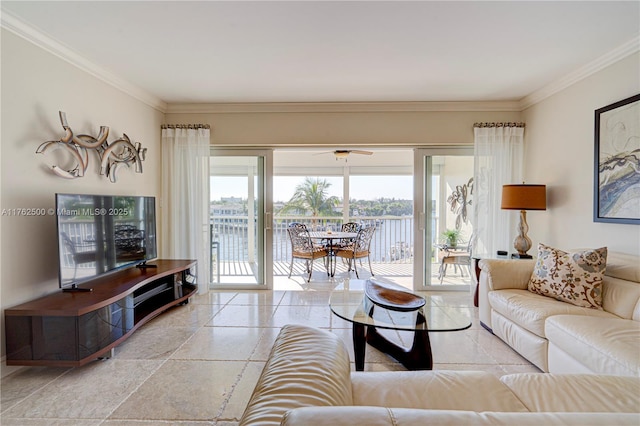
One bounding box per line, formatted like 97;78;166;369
279;177;339;221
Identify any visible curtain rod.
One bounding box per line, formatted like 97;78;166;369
473;122;525;128
161;124;210;129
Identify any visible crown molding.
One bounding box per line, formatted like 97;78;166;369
4;7;636;115
165;100;522;114
1;10;167;113
520;34;640;110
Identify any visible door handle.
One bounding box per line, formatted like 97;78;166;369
265;212;272;230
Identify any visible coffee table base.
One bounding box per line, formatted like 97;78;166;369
352;318;433;371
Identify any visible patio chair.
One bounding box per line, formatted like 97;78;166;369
287;223;330;282
437;238;472;283
334;222;360;250
335;226;376;279
114;225;146;260
341;222;360;233
61;232;97;280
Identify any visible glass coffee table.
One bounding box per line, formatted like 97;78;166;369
330;279;472;371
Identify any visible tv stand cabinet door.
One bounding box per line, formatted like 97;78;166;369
5;315;77;363
5;297;135;365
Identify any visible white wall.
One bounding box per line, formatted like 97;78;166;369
0;29;164;362
165;109;522;146
523;53;640;256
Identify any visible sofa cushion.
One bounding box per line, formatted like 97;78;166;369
491;310;549;371
528;244;607;309
606;251;640;283
602;275;640;320
351;370;528;412
488;289;616;337
500;373;640;412
600;252;640;321
239;324;353;426
545;315;640;376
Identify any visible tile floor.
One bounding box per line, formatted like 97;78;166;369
1;271;539;425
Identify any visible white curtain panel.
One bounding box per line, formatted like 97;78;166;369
161;127;211;293
473;125;524;257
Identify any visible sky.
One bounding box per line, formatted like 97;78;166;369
211;175;413;203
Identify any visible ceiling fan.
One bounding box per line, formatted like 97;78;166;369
314;149;374;161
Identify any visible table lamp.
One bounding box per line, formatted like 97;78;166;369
501;184;547;259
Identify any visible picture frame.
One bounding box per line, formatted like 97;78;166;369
593;93;640;224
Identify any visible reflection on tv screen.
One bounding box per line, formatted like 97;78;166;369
56;194;157;288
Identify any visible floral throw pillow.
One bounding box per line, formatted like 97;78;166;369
528;243;607;309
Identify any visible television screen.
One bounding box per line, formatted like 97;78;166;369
56;193;157;289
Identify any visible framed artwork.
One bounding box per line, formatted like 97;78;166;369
593;93;640;224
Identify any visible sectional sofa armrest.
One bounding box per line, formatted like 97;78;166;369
281;407;640;426
500;373;640;412
282;406;422;426
239;324;353;426
350;370;527;412
281;407;499;426
479;259;536;291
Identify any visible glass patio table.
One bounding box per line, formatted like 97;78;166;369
330;279;472;371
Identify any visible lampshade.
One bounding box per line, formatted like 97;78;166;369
501;184;546;210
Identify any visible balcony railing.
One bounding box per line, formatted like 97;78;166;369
273;216;414;263
210;215;415;279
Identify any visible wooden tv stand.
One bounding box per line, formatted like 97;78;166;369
4;259;197;367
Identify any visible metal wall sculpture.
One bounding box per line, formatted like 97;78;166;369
447;177;474;230
36;111;147;183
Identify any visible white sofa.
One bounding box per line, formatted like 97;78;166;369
478;251;640;376
240;324;640;425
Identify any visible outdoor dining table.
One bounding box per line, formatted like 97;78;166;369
309;231;358;277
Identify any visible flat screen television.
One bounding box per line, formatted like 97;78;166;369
56;193;157;291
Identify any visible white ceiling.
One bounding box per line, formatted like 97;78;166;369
2;1;639;106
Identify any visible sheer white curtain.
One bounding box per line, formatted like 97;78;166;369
473;124;524;257
161;126;210;294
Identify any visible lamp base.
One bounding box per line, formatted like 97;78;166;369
511;253;533;259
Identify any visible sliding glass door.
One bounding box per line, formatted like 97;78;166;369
209;147;474;290
210;149;273;289
414;148;474;291
272;149;414;287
